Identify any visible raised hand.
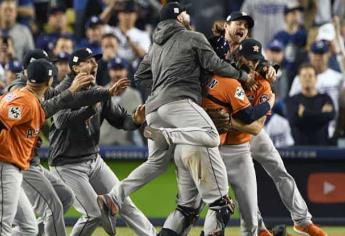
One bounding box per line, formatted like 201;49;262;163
132;104;145;125
108;78;130;96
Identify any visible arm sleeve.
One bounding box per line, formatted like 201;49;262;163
44;75;73;100
102;100;140;131
42;88;111;118
232;102;271;124
53;107;97;129
0;98;32;130
192;33;242;80
134;53;153;98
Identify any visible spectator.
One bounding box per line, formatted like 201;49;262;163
0;0;34;61
4;59;22;85
53;52;70;84
52;34;74;56
105;0;151;69
100;57;144;146
35;6;70;53
15;0;35;26
77;16;104;54
264;112;294;147
0;34;15;65
265;39;289;100
286;64;335;145
97;33;120;86
289;40;343;112
241;0;297;48
271;2;307;85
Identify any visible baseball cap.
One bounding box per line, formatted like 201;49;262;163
5;60;23;73
119;0;138;12
208;36;229;60
284;2;303;15
238;38;264;61
27;59;54;84
23;49;49;69
85;16;104;29
311;40;329;54
69;48;102;69
160;2;186;21
108;57;128;70
267;40;284;52
226;11;254;29
49;6;66;15
52;52;70;63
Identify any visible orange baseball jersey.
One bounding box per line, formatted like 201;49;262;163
203;74;272;145
202;75;251;145
0;88;45;170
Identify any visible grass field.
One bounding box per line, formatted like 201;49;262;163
66;226;345;236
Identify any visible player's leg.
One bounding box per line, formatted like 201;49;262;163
12;188;38;236
0;162;23;236
21;165;68;236
221;144;258;236
250;130;312;226
176;144;233;236
50;161;103;236
43;166;75;213
91;155;156;236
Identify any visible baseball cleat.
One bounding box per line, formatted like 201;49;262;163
258;229;273;236
97;194;119;236
293;224;328;236
144;126;170;149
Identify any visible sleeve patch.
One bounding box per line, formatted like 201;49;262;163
234;87;245;100
259;94;269;103
8;106;22;120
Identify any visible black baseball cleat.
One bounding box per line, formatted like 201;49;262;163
97;194;119;236
144;126;170;149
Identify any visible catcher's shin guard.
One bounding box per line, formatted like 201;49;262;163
203;196;236;236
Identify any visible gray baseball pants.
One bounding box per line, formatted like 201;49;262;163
109;99;229;234
50;155;156;236
250;129;312;228
17;164;75;236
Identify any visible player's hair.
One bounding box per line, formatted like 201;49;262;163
298;63;317;75
101;33;120;43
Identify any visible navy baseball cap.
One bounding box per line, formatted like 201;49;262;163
85;16;104;29
208;36;229;60
119;0;138;12
27;59;54;84
226;11;254;29
160;2;186;21
238;38;264;61
23;49;49;69
267;39;284;52
108;57;128;70
284;2;303;15
69;48;102;69
311;40;329;54
5;60;23;73
52;52;70;63
49;6;65;15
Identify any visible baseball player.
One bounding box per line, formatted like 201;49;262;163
97;2;255;235
48;48;156;236
0;59;55;236
220;11;327;236
10;49;131;236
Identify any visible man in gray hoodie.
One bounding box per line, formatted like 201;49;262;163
98;2;249;235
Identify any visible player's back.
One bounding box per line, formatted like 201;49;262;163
0;88;45;170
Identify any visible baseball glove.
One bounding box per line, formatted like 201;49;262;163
205;108;231;134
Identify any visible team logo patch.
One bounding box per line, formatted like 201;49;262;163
8;106;22;120
234;87;245;100
259;94;269;103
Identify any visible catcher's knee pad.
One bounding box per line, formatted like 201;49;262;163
160;205;200;236
207;196;236;236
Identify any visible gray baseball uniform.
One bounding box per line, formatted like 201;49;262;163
48;82;156;236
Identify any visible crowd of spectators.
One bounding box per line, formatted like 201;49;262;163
0;0;345;147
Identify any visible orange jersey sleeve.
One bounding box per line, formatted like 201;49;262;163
245;75;272;115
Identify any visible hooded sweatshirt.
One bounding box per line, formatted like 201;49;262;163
135;20;245;114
